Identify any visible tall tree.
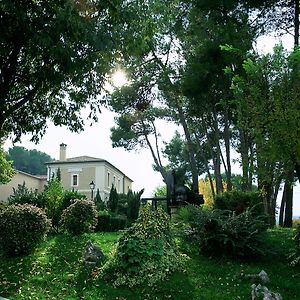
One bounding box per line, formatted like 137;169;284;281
0;0;123;141
231;45;300;225
7;146;53;175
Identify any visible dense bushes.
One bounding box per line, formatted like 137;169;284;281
0;204;50;255
96;211;127;232
289;225;300;267
179;205;268;258
8;182;47;207
214;190;264;216
101;205;184;287
61;200;98;235
95;188;143;232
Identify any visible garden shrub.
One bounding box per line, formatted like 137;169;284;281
110;214;127;231
8;182;47;208
288;224;300;267
44;178;65;230
214;190;264;216
126;189;143;222
0;204;50;255
96;211;127;232
61;199;98;235
61;190;86;210
94;189;105;211
179;205;268;258
116;193;128;215
107;185;118;212
0;201;8;212
96;210;112;232
101;205;185;287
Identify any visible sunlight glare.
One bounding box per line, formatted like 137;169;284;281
111;70;128;88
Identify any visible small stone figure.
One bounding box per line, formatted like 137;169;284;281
82;240;104;267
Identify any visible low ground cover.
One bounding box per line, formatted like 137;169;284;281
0;228;299;300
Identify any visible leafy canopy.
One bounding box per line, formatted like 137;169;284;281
0;0;123;141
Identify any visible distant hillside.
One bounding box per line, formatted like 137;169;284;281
7;146;54;175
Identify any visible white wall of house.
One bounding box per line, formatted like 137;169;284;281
46;159;132;202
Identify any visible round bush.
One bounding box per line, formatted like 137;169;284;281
102;205;184;287
61;199;98;235
0;204;51;256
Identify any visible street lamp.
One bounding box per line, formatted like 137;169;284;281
89;181;95;201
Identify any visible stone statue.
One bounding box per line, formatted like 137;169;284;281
82;240;104;267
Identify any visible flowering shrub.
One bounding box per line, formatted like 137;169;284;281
101;205;185;287
61;200;98;235
0;204;50;256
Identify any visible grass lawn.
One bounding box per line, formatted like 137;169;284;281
0;228;299;300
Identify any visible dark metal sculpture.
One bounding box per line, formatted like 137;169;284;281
142;170;204;215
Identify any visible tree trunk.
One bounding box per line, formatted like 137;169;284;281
211;111;223;194
283;169;294;227
194;131;216;200
223;103;232;191
295;0;299;46
239;129;253;191
279;187;286;227
177;105;199;194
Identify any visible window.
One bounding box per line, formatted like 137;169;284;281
107;172;110;187
72;174;78;186
118;179;120;192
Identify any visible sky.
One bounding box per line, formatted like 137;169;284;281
4;107;174;198
3;34;300;217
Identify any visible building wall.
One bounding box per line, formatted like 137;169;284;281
47;161;132;202
0;172;47;203
124;176;133;194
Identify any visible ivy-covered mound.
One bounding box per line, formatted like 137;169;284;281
101;205;185;287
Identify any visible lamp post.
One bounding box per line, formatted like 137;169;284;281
89;181;95;201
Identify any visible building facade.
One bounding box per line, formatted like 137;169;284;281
45;144;133;201
0;171;47;203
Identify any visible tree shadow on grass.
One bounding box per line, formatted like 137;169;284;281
80;270;196;300
0;250;37;298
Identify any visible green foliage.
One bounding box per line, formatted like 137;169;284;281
116;193;128;216
214;190;264;216
0;204;50;255
101;205;184;287
7;146;53;175
107;185;118;213
126;189;143;221
110;215;127;232
0;143;15;184
288;225;300;267
153;185;167;197
44;178;65;229
0;201;8;213
1;0;123;141
61;200;98;235
179;205;268;258
61;190;86;210
8;182;46;207
96;210;112;232
1;230;300;299
95;189;105;211
96;210;127;232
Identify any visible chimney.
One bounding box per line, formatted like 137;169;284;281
59;143;67;161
